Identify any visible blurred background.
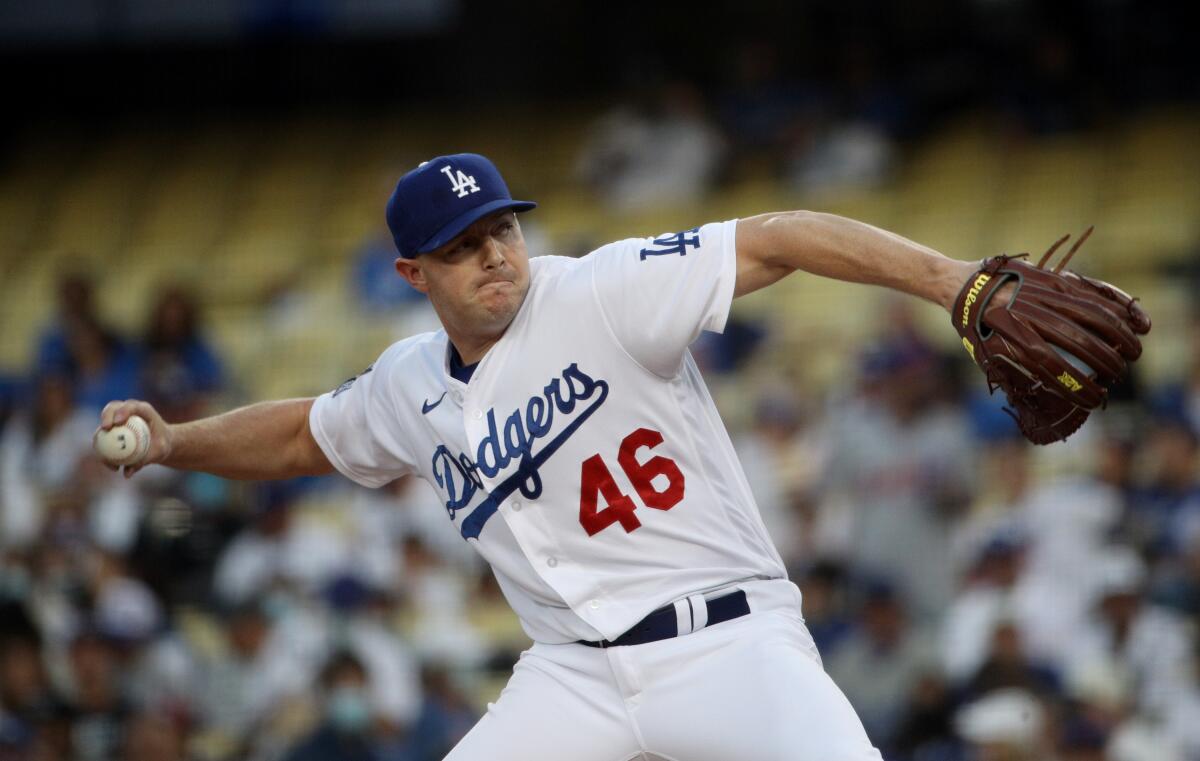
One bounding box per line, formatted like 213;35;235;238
0;1;1198;759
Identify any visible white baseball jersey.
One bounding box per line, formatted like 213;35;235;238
309;220;787;644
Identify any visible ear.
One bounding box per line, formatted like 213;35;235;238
394;258;428;294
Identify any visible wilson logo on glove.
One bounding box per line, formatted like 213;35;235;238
960;273;992;328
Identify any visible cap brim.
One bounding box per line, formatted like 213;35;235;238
413;199;537;257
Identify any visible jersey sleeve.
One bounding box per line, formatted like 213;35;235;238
586;219;737;377
308;346;417;488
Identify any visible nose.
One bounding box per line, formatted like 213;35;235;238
480;235;505;269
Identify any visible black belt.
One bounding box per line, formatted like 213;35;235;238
578;589;750;648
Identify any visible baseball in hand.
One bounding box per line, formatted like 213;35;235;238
94;415;152;466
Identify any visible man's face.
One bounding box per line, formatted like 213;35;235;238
398;211;530;342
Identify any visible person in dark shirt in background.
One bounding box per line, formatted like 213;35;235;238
139;286;225;423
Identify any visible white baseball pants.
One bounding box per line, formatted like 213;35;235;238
445;580;882;761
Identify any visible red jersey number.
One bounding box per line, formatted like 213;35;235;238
578;427;685;537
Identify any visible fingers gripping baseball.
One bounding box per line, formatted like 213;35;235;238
94;400;172;477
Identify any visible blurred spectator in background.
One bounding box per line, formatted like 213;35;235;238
948;438;1032;574
0;629;60;757
576;80;724;211
1150;311;1200;435
32;273;140;412
86;550;162;645
34;273;103;378
821;337;971;616
138;286;225;424
121;712;188;761
0;376;98;551
961;619;1059;702
0;375;17;435
689;314;766;377
282;651;390;761
826;582;938;751
321;577;422;734
1162;639;1200;761
196;598;319;758
786;38;904;196
1016;434;1131;662
214;479;406;608
1069;547;1194;720
953;688;1049;761
1066;654;1186;761
734;389;827;564
63;317;141;414
353;476;480;574
795;560;853;657
945;431;1136;678
940;533;1033;688
212;490;296;607
1128;420;1200;557
1154;515;1200;616
401;666;477;761
401;537;486;671
61;631;130;761
889;672;959;761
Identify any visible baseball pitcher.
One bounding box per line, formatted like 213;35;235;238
96;153;1148;760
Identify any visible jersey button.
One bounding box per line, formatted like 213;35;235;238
511;500;522;512
588;599;600;610
546;557;558;568
472;410;483;420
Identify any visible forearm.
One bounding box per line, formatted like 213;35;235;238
165;398;330;480
737;211;976;310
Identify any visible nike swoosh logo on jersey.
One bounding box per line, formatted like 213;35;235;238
422;392;447;414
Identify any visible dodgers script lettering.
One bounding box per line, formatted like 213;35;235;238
431;363;610;539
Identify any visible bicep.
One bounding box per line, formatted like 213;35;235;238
734;214;795;298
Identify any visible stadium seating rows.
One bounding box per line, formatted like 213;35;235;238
1;107;1196;396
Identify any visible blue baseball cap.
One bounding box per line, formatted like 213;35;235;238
386;153;537;259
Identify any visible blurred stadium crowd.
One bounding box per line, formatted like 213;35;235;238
2;241;1200;761
2;1;1199;760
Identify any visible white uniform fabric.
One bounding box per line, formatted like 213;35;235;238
310;219;881;759
310;221;785;644
447;579;881;761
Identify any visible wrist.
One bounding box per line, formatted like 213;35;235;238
157;422;178;467
939;259;978;313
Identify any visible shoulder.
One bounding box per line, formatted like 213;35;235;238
352;330;446;389
529;253;590;281
525;253;603;303
525;237;661;289
378;330;446;363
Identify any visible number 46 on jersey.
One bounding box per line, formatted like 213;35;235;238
578;428;684;536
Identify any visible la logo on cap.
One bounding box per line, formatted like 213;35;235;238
441;164;481;198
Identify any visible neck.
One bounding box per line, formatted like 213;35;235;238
449;333;500;365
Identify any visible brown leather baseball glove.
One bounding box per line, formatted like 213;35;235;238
953;228;1152;444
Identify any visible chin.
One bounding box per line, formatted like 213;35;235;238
480;291;524;325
